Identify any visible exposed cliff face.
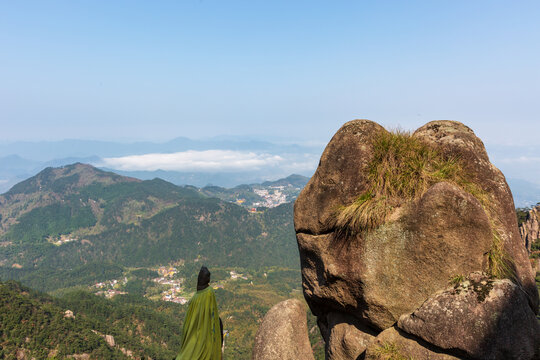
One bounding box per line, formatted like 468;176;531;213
520;205;540;253
293;120;539;359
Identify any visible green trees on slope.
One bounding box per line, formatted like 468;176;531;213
0;280;186;359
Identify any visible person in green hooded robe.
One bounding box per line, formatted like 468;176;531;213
176;266;222;360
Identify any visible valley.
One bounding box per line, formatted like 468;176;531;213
0;163;322;359
0;265;323;359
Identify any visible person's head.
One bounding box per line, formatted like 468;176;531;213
197;266;211;291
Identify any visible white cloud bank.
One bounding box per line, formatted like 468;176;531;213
98;150;285;172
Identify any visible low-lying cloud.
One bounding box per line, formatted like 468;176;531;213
98;150;285;172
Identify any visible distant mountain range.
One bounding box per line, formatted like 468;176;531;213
1;137;539;207
0;137;318;160
0;137;320;192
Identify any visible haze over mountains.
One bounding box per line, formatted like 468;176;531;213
1;136;539;207
0;136;321;192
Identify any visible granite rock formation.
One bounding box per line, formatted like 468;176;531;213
520;205;540;253
398;272;540;359
251;299;315;360
293;120;539;359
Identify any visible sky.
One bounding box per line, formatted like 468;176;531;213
1;0;538;147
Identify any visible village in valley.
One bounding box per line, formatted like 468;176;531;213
94;277;128;298
199;175;308;212
251;187;288;209
236;184;300;212
152;266;187;304
92;264;251;305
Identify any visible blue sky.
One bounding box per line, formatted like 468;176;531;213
1;1;539;146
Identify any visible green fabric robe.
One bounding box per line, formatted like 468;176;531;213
176;287;221;360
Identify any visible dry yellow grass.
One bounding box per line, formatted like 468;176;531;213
373;342;412;360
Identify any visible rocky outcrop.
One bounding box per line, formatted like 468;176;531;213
252;299;315;360
294;120;540;359
398;272;540;359
16;349;27;360
104;334;115;348
413;122;537;309
297;181;494;330
520;205;540;253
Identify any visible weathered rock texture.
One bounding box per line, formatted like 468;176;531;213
364;327;462;360
398;272;540;360
520;205;540;253
251;299;315;360
294;120;540;359
413;122;537;309
297;179;495;330
326;311;376;360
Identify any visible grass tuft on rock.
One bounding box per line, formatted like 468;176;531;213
449;274;465;287
373;342;412;360
332;129;514;279
488;229;515;279
333;129;470;232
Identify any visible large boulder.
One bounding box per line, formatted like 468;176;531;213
251;299;314;360
294;119;539;359
398;272;540;360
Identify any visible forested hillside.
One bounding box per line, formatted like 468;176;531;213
0;280;187;359
0;163;298;292
0;269;324;360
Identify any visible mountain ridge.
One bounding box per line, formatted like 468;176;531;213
0;163;298;292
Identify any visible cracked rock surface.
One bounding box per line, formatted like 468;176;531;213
398;272;540;360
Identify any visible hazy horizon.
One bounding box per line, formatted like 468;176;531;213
1;1;539;202
1;1;539;146
1;132;540;197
